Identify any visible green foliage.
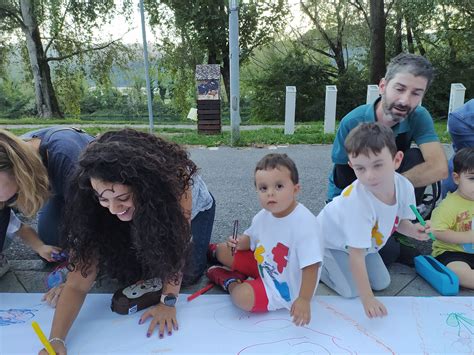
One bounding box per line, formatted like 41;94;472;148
78;85;182;121
334;65;368;118
245;49;331;122
0;0;135;117
0;79;36;118
54;66;87;118
145;0;289;102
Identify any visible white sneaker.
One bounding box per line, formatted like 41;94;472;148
0;253;10;278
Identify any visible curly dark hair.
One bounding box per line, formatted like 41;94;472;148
62;129;197;284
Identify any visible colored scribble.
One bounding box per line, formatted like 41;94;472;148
237;336;332;354
317;299;396;354
446;312;473;336
271;242;289;273
371;221;384;246
212;306;356;354
0;308;37;326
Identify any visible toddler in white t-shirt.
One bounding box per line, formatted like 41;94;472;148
207;153;323;326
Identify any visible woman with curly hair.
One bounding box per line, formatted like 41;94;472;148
39;128;215;354
0;128;93;277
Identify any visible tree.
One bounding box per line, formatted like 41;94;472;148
244;47;332;121
0;0;132;118
145;0;288;101
350;0;395;83
299;0;354;76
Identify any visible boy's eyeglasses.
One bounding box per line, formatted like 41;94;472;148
4;193;18;207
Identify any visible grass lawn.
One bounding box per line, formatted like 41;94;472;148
2;120;451;147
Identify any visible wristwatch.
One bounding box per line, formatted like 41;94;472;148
160;293;178;307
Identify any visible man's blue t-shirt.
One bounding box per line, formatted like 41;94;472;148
328;98;439;200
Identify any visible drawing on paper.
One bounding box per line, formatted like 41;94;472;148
0;308;38;326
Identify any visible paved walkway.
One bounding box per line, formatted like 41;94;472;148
0;123;286;131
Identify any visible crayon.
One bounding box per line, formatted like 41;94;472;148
187;283;214;302
32;321;56;355
409;204;436;241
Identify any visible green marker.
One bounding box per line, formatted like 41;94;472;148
409;204;436;241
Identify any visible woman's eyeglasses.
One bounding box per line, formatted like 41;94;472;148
4;193;18;207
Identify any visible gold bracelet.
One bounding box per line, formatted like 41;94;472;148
49;337;66;347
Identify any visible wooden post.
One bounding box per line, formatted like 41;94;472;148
196;65;221;134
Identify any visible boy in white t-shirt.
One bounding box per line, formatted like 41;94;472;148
207;153;323;326
319;122;431;318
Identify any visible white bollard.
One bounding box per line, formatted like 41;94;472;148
284;86;297;135
448;83;466;114
447;83;466;132
324;85;337;134
366;85;379;104
187;107;198;121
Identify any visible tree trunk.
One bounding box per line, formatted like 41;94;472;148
369;0;386;84
405;19;415;53
334;41;346;75
394;15;403;55
413;31;426;56
221;55;230;103
20;0;62;118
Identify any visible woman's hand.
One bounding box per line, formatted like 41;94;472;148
38;339;66;355
139;303;178;338
37;245;62;262
42;283;65;307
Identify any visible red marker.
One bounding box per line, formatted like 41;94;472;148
187;283;214;302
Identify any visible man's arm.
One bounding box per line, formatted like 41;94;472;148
401;142;448;187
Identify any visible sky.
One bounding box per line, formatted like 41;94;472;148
102;0;310;45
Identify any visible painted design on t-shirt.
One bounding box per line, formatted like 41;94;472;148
342;184;354;197
371;221;384;246
390;216;400;236
254;245;265;264
272;242;289;273
255;243;291;302
455;211;472;232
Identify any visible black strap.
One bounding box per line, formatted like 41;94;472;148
0;207;11;251
333;164;357;189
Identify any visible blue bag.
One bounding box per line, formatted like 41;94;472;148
414;255;459;296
